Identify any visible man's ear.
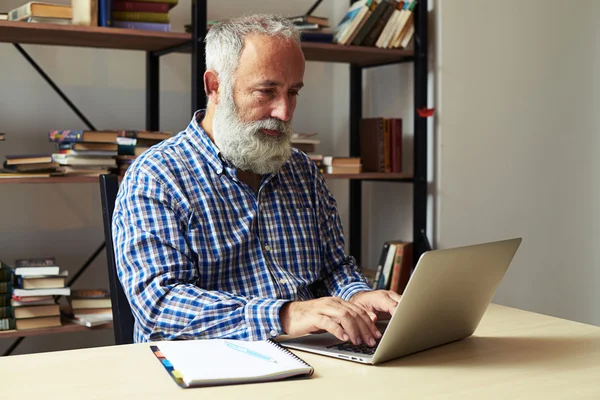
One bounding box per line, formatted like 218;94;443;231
204;70;220;104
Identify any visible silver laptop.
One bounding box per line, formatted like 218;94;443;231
280;238;522;365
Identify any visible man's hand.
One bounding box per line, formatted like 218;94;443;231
350;290;402;321
280;297;382;346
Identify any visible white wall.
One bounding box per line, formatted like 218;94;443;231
435;0;600;326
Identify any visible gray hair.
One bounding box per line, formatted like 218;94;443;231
204;14;301;99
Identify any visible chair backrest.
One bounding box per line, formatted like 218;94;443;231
99;174;135;345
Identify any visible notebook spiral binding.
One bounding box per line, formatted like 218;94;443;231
267;339;314;373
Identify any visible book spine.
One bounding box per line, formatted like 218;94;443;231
112;1;169;13
0;294;11;307
0;282;12;294
48;130;84;143
0;306;13;318
112;21;171;32
363;0;397;46
0;317;16;331
98;0;112;26
8;3;33;21
112;11;170;23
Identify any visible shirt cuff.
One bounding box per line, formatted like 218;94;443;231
244;297;290;341
337;282;372;302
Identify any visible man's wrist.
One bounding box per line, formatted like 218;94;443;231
279;301;293;334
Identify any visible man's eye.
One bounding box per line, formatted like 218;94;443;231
258;89;274;95
289;91;300;97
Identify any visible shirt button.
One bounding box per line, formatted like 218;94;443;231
269;329;278;337
264;244;272;251
279;279;287;285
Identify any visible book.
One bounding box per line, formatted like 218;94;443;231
13;304;60;319
18;272;67;289
288;15;328;27
115;0;178;8
13;258;60;276
71;0;97;26
48;130;119;144
332;0;366;43
71;313;112;327
152;339;314;388
15;315;61;330
112;1;169;13
69;288;111;309
112;20;171;32
5;154;53;166
23;16;71;24
362;0;398;47
112;11;169;23
8;2;72;21
13;287;70;297
389;242;413;293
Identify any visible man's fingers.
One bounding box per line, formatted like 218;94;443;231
387;291;402;303
342;302;381;343
315;315;348;342
330;301;378;346
381;291;401;315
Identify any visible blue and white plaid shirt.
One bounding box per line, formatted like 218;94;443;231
112;111;371;343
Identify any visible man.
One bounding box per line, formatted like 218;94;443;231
112;14;401;346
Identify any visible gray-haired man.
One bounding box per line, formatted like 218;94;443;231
113;14;401;345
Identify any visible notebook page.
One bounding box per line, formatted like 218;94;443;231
156;339;311;386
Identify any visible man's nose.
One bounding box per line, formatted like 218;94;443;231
270;96;292;122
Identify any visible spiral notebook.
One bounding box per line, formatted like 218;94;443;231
151;339;314;388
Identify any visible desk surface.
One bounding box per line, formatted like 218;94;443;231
1;304;599;399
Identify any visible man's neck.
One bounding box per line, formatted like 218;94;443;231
200;104;216;142
237;169;262;194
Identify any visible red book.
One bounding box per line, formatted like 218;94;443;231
112;1;169;13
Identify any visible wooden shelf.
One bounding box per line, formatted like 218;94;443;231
0;21;413;66
324;172;413;181
301;42;413;66
0;173;413;184
0;21;190;52
0;321;113;339
0;176;102;184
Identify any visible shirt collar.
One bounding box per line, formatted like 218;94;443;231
186;110;231;176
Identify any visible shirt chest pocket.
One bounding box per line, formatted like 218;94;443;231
261;204;321;281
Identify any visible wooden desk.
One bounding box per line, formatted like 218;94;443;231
1;304;599;399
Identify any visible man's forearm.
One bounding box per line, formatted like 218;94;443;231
132;283;290;341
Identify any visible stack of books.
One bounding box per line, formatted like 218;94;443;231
10;257;70;331
66;289;112;327
115;130;172;175
7;1;72;25
1;153;58;179
333;0;416;48
360;117;403;173
322;156;362;174
288;14;334;43
291;132;320;154
49;129;118;176
112;0;179;32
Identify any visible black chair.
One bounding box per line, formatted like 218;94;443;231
99;174;135;345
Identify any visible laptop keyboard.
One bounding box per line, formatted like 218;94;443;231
326;338;381;355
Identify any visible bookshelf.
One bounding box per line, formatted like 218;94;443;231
0;321;113;340
0;0;429;350
0;21;413;66
0;173;413;185
0;176;103;184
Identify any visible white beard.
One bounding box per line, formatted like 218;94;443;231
211;91;293;175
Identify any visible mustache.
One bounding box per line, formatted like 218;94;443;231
250;118;290;132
